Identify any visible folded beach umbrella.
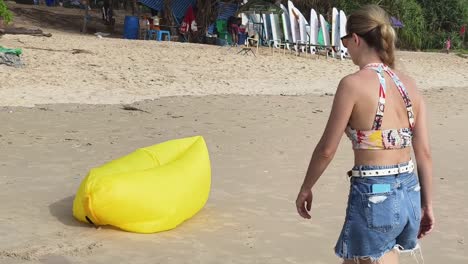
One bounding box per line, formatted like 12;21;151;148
180;5;197;34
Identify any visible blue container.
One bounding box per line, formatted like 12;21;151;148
123;16;139;40
238;32;247;45
45;0;54;6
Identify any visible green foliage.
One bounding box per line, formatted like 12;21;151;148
456;48;468;54
0;0;13;24
290;0;467;50
416;0;467;49
416;0;466;32
334;0;378;13
423;31;457;50
395;0;425;50
289;0;333;17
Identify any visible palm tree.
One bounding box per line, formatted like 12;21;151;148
163;0;177;35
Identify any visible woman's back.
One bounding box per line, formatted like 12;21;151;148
347;66;421;165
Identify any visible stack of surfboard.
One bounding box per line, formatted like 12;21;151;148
327;7;350;59
251;1;349;59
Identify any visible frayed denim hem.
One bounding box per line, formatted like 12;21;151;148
335;243;423;263
395;244;424;264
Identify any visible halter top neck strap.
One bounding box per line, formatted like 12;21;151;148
362;63;415;130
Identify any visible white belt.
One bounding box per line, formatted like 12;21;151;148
348;160;414;177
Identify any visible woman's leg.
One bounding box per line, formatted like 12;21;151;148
342;250;399;264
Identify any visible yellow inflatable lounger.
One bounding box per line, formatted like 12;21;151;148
73;136;211;233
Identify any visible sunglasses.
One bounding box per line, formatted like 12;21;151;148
340;33;353;48
340;33;353;41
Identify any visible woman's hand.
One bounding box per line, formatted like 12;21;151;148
418;206;435;239
296;188;313;219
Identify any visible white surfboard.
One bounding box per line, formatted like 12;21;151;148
288;1;300;49
270;14;283;48
241;0;249;26
262;13;270;42
319;14;330;46
251;14;262;39
309;9;319;53
332;8;340;49
295;7;309;51
280;4;292;49
339;10;349;59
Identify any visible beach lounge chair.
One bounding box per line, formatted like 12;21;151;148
237;34;259;56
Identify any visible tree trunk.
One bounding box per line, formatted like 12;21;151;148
132;0;137;15
196;0;217;38
163;0;176;36
2;27;51;37
82;1;89;33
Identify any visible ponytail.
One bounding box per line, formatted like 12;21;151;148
378;23;396;68
347;5;396;68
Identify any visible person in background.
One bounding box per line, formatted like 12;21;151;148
228;16;240;46
102;0;112;25
445;37;451;54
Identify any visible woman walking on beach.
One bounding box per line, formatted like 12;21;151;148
296;5;434;264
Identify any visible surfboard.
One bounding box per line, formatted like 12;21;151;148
270;14;283;48
251;14;262;40
280;4;292;49
309;9;319;53
241;0;249;26
339;10;349;59
288;1;300;49
262;13;271;42
295;7;309;51
319;14;330;46
332;7;340;50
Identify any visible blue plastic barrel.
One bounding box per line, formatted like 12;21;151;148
123;16;139;40
45;0;54;6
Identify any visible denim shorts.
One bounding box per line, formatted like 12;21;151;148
334;161;422;261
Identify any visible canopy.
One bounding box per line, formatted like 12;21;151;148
138;0;196;21
237;0;283;15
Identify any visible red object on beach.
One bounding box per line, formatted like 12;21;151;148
180;5;196;34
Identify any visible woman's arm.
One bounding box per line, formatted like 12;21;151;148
296;76;357;219
300;76;357;191
413;98;433;208
412;97;435;238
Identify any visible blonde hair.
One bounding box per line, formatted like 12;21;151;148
346;5;396;68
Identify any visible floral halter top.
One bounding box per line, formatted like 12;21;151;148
345;63;415;150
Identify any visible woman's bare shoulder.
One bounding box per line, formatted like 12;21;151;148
338;70;378;95
393;69;418;91
393;69;423;110
336;73;363;99
339;71;369;89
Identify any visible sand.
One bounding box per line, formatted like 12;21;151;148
1;4;467;264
